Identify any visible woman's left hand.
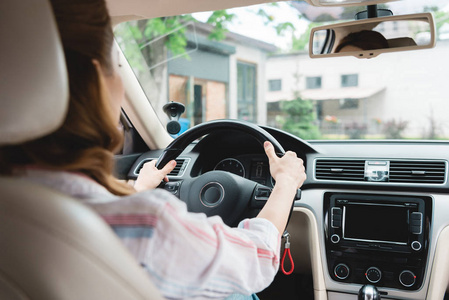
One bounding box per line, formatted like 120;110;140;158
134;160;177;191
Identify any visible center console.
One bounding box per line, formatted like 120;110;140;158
324;193;431;290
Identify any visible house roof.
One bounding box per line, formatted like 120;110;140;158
268;50;309;58
193;22;278;53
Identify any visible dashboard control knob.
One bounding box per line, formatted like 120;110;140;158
331;234;340;244
411;241;422;251
365;267;382;284
334;263;350;280
399;270;416;287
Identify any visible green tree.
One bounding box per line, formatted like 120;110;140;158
279;95;321;140
115;5;301;115
291;21;323;51
424;6;449;36
118;5;300;65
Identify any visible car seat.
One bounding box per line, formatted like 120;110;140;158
0;1;164;299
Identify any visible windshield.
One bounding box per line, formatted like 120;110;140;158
114;1;449;140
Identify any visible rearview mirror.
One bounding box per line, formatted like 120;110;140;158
309;13;436;59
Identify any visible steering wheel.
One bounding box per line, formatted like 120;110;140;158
155;119;286;226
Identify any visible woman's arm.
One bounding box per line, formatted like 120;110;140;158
257;141;306;234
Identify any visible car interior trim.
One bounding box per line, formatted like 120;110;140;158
426;225;449;300
116;42;173;150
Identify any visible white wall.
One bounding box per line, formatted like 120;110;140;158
227;43;270;125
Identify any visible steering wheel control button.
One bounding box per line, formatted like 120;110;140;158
330;234;340;244
200;182;225;207
334;263;350;280
164;181;180;195
399;270;416;287
366;267;382;284
411;241;422;251
254;186;272;201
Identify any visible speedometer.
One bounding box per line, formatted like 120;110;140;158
214;158;246;177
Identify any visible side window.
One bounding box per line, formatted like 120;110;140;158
341;74;358;87
306;76;322;89
268;79;282;91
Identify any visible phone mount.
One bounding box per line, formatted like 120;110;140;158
163;101;185;135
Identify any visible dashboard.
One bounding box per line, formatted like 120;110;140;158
214;155;273;187
126;126;449;300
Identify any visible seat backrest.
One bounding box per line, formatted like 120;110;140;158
0;177;164;300
0;0;68;145
0;0;164;299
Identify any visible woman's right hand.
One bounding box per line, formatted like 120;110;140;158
264;141;306;190
256;141;306;234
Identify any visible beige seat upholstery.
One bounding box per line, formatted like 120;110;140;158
0;0;68;145
0;177;164;300
0;0;164;299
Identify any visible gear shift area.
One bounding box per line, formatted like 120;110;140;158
358;285;381;300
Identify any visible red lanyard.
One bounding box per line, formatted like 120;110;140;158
281;231;294;275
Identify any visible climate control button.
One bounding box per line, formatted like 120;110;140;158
365;267;382;283
334;263;350;280
399;270;416;287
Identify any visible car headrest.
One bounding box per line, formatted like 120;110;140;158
0;0;69;146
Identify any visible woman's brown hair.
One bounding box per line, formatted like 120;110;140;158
335;30;389;53
0;0;134;195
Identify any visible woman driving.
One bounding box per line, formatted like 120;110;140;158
0;0;306;298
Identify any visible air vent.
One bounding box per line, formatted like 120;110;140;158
389;160;446;184
315;159;365;181
168;159;188;176
135;158;189;177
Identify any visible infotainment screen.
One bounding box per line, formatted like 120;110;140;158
344;203;409;244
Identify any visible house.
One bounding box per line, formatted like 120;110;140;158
266;39;449;138
167;22;277;127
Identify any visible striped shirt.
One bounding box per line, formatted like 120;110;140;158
22;169;281;299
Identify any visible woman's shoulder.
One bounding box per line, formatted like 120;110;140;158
21;168;111;200
21;168;185;215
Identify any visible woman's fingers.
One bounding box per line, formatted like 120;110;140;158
264;141;277;162
264;142;306;189
134;159;177;191
161;160;177;176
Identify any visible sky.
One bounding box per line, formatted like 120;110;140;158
192;1;449;51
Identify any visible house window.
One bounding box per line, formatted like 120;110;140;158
237;62;257;122
339;98;359;109
268;79;282;91
306;76;322;89
341;74;358;87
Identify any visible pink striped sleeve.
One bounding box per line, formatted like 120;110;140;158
140;190;281;299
